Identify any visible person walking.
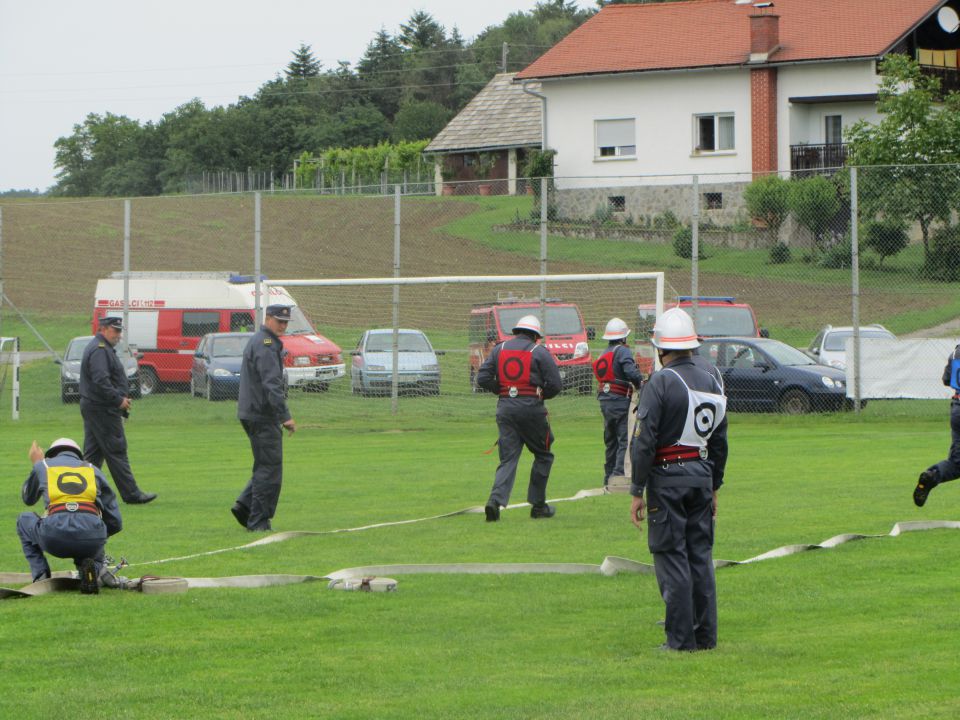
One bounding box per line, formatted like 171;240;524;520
914;343;960;507
629;308;728;651
80;316;156;504
593;317;644;486
17;438;123;594
477;314;562;521
232;304;296;532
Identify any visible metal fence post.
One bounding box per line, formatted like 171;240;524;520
0;207;4;344
254;192;262;323
691;175;700;329
850;167;861;414
391;185;401;415
123;199;131;352
539;177;548;319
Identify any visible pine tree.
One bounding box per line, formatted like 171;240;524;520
285;43;321;79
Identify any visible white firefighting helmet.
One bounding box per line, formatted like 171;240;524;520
45;437;83;459
602;317;630;341
651;308;700;350
512;314;544;338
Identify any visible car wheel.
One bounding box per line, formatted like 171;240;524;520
60;385;70;404
139;368;159;396
577;374;593;395
778;389;812;414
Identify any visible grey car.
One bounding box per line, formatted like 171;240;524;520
58;335;141;403
350;329;443;396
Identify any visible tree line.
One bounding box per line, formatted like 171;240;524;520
51;1;613;197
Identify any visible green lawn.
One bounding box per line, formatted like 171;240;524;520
1;358;959;718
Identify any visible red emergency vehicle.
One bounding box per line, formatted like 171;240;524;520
635;296;766;374
93;272;344;394
468;297;595;394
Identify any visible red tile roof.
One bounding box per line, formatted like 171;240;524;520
516;0;945;80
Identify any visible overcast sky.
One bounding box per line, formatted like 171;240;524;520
0;0;593;192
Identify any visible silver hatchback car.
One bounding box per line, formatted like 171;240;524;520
350;329;443;396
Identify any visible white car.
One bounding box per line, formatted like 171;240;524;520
806;324;895;370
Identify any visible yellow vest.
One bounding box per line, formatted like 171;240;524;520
46;464;97;507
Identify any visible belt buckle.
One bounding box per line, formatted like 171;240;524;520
602;382;610;394
65;501;79;512
508;386;518;398
698;447;708;460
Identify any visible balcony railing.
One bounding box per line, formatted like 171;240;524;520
919;65;960;95
790;143;849;174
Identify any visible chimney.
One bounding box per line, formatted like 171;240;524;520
749;13;780;62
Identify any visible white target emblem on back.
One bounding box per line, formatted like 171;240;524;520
694;402;716;437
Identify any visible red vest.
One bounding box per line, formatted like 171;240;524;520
498;347;540;397
593;349;632;396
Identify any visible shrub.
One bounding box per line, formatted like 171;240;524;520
788;176;841;249
653;210;681;229
923;224;960;282
769;242;791;264
863;219;908;266
817;236;852;269
744;175;790;231
673;225;707;259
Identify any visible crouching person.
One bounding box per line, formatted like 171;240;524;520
17;438;122;594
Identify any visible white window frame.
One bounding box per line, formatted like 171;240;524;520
693;113;735;154
595;118;636;160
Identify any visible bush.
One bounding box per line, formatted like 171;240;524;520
652;210;681;229
744;175;789;231
924;224;960;282
769;242;791;264
673;225;707;259
788;176;841;249
817;236;852;269
863;219;908;266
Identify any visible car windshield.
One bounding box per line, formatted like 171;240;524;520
66;337;133;361
497;307;584;335
823;329;893;351
366;333;431;353
212;336;250;357
691;306;757;337
283;306;317;335
758;340;817;366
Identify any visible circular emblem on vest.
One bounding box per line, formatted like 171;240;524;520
508;386;519;398
57;471;89;495
502;357;525;382
694;402;717;437
595;358;610;376
65;501;79;512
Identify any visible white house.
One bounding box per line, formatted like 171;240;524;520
514;0;960;221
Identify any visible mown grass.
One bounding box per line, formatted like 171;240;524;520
1;356;959;718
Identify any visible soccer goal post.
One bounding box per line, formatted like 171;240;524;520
264;272;664;415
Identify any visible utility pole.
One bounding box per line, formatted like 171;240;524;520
502;42;509;73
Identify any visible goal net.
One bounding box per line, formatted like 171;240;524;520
265;272;664;421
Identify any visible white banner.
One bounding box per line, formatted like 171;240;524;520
850;338;958;399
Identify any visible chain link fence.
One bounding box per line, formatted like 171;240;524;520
1;166;958;421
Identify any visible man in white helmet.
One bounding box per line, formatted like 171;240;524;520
476;313;563;521
593;317;644;486
629;308;728;651
16;438;123;594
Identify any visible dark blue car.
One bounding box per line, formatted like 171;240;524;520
697;337;854;414
190;332;253;401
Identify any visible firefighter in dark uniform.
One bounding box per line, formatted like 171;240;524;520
80;316;156;504
232;304;296;532
593;317;644;486
914;343;960;506
630;308;728;651
478;314;563;521
16;438;123;594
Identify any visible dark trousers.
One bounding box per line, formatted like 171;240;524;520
236;420;283;530
16;512;106;582
81;401;142;502
600;399;630;482
646;484;717;651
488;404;554;508
928;401;960;485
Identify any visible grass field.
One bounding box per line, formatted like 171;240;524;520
1;355;960;719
